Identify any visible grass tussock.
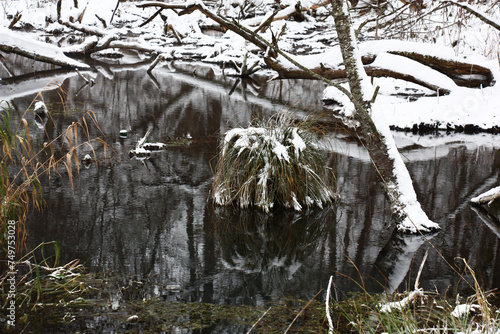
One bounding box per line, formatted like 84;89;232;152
1;87;108;255
213;113;336;213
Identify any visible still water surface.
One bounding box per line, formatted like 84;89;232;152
4;60;499;309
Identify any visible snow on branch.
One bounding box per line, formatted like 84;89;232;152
366;52;457;94
471;186;500;206
267;40;494;90
379;250;428;313
444;1;500;32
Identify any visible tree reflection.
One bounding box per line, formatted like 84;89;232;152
212;206;336;294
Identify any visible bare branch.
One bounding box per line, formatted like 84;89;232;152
444;0;500;31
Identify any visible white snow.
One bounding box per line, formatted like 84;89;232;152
290;128;306;157
371;106;440;233
379;289;424;313
369;52;458;92
451;303;481;318
360;40;457;59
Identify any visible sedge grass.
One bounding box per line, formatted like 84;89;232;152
213;113;336;213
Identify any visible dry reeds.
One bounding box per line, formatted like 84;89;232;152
1;89;108;256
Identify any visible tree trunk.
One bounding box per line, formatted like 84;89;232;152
329;0;439;233
330;0;393;185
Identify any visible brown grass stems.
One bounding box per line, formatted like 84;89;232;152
1;86;108;256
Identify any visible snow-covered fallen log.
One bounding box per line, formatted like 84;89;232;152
365;52;457;94
266;40;494;90
129;130;192;157
471;186;500;206
0;27;89;69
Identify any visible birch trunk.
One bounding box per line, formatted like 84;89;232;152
330;0;439;233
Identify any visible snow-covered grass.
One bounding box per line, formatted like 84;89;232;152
327;258;500;334
213;113;336;212
331;291;500;334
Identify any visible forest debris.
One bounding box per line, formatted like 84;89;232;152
129;131;191;157
0;26;89;69
379;250;428;313
451;303;481;318
129;130;153;157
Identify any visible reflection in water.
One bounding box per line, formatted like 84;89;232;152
211;207;336;302
371;233;437;294
6;63;497;309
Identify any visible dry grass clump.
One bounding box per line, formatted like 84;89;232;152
213;113;336;213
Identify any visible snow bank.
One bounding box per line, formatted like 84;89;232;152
372;83;500;131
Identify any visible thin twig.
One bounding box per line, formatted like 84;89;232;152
414;248;429;290
326;276;334;334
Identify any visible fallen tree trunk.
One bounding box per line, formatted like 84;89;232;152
444;0;500;32
0;27;89;69
266;52;456;94
390;50;494;88
266;48;492;90
330;0;439;233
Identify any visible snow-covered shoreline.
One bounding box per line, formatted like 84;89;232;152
2;1;499;134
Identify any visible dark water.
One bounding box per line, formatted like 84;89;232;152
3;58;500;311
